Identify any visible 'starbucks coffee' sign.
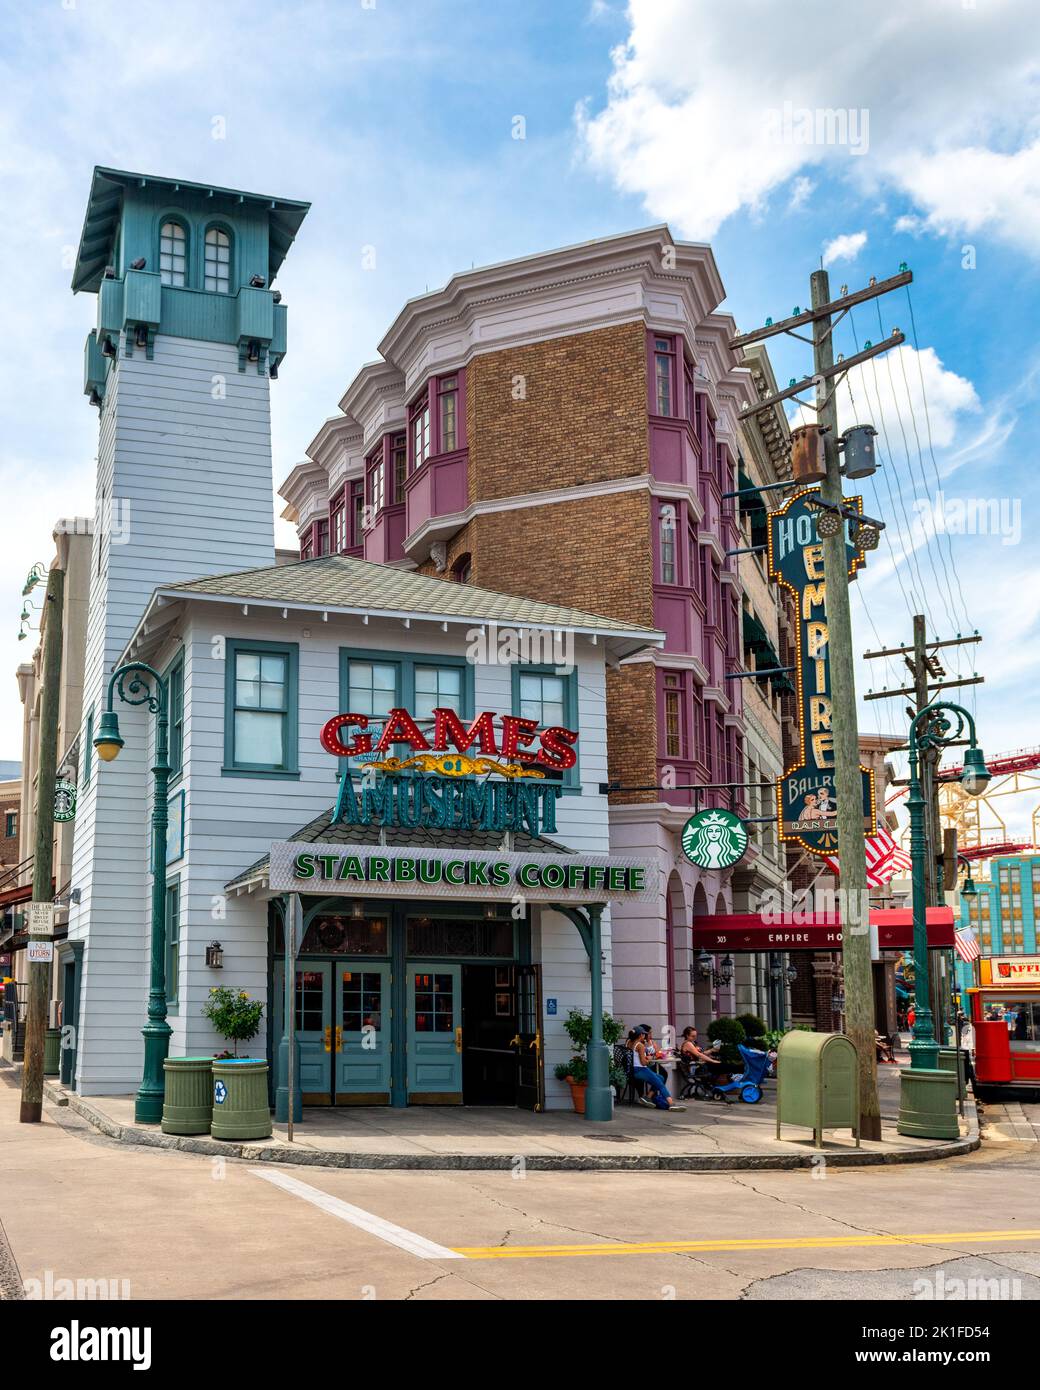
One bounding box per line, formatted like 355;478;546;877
680;809;749;870
767;488;876;856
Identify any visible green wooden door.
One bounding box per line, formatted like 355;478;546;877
407;965;462;1102
294;964;333;1104
335;963;391;1103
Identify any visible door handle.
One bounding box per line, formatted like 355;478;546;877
335;1025;343;1053
454;1026;463;1054
323;1025;332;1053
509;1034;522;1049
529;1031;542;1055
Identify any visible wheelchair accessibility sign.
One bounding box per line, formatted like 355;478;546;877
214;1080;228;1105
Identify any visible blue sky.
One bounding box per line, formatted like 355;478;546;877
2;0;1037;837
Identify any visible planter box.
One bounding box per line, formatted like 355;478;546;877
162;1056;216;1136
211;1059;272;1141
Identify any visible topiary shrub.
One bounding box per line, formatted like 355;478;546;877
736;1013;767;1041
707;1016;746;1067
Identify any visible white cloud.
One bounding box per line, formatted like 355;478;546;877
822;230;867;266
787;176;815;211
578;0;1040;250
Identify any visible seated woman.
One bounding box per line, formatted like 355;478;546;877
627;1027;685;1111
875;1030;896;1063
680;1025;728;1082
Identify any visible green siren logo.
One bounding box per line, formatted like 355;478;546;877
680;809;748;870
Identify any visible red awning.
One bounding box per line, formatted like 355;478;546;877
692;907;955;953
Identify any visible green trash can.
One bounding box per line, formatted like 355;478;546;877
210;1059;272;1141
43;1028;61;1077
776;1030;860;1147
162;1056;216;1135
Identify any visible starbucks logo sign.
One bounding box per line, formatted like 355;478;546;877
680;809;748;870
53;779;77;823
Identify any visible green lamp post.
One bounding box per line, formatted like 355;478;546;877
897;702;989;1138
94;661;171;1125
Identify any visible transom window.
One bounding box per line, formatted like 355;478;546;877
414;664;462;719
226;643;298;774
204;227;231;294
159;222;187;287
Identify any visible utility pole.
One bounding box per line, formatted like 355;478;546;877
20;567;64;1124
864;622;983;1044
731;268;914;1141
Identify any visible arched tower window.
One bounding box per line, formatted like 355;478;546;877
204;227;232;294
159;221;187;287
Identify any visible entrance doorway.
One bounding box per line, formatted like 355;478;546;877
280;961;393;1106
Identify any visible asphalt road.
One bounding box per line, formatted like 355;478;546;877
3;1078;1039;1302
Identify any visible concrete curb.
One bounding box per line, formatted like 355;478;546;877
45;1081;981;1172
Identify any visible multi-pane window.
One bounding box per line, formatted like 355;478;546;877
295;970;324;1032
391;432;407;503
518;671;566;729
315;518;329;556
204;227;231;293
438;376;458;452
159;221;187;287
414;665;463;720
413;972;455;1033
351;480;365;547
369;456;385;514
228;645;296;772
660;508;677;584
341;971;384;1033
165;881;180;1007
653;336;675;416
331;498;346;553
663;673;683;759
300;532;313;561
4;812;16;838
347;661;399;719
411;394;431;470
453;554;472;583
168;658;184;779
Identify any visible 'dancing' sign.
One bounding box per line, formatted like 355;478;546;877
767;489;876;857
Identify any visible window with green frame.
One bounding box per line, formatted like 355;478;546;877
165;880;181;1009
511;665;579;788
167;654;185;779
223;640;299;776
339;649;472;733
83;706;94;786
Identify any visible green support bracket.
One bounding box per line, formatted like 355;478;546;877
553;902;613;1122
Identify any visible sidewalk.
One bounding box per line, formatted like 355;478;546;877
43;1062;978;1172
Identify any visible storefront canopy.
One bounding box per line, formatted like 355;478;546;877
692;907;955;953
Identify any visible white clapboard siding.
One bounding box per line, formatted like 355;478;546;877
69;332;278;1092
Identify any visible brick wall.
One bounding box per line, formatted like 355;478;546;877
0;798;19;866
465;322;650;501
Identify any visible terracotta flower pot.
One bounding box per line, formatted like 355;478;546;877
566;1078;587;1114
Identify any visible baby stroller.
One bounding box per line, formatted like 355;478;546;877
712;1044;770;1104
678;1055;727;1101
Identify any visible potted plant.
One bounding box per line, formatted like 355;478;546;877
555;1008;625;1113
202;987;265;1057
707;1015;746;1069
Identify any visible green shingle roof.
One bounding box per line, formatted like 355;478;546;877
162;553;661;639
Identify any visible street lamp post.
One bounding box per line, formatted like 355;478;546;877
898;701;989;1138
94;661;171;1125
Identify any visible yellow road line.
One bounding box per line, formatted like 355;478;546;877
453;1229;1040;1260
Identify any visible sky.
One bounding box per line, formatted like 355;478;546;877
1;0;1038;841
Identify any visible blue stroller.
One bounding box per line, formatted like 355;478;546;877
713;1044;770;1104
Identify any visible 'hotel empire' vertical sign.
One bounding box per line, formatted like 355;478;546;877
767;488;876;857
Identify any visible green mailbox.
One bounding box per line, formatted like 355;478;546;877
776;1031;860;1148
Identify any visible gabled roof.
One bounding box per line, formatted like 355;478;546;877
72;166;310;293
161;554;660;639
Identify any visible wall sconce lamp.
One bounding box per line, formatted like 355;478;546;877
205;941;224;968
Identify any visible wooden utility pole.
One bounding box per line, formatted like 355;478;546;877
864;622;983;1044
810;268;879;1139
731;265;916;1142
20;567;64;1124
